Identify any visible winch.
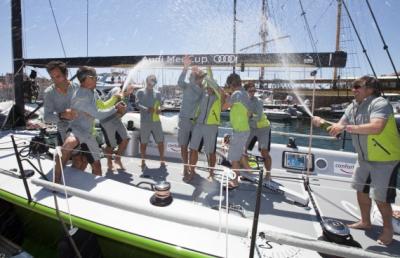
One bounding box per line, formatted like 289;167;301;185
150;181;173;207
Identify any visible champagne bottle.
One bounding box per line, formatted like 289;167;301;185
320;121;333;130
320;120;342;138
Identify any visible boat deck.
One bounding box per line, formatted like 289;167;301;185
0;130;399;257
108;155;318;236
30;151;393;257
106;156;400;256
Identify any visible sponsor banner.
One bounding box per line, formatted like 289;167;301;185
24;52;347;68
166;142;180;153
333;161;355;176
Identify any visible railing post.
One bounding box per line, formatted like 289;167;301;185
11;135;32;202
341;130;347;150
249;168;264;258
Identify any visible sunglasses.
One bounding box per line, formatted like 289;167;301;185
248;90;256;93
352;85;361;89
87;75;97;80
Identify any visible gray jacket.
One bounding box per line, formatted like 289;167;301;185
136;88;162;123
177;70;203;119
43;82;79;139
69;87;117;136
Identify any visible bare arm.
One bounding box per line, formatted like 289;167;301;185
177;55;191;89
344;117;386;135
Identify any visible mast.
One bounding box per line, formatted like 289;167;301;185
11;0;25;117
259;0;268;87
333;0;342;82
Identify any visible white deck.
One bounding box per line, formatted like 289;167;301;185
0;130;398;257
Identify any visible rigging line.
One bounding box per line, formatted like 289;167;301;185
48;0;67;57
311;0;334;30
12;64;25;79
340;12;362;77
306;74;317;179
298;0;322;69
342;0;377;78
21;0;27;59
52;193;82;258
86;0;89;57
225;168;229;258
55;146;75;232
217;167;224;235
365;0;399;82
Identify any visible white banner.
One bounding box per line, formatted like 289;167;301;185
333;161;355;176
166;142;180;153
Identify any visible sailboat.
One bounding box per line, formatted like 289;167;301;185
1;1;399;257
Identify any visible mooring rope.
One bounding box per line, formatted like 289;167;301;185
54;146;74;231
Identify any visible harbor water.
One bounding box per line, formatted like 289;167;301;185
221;118;354;152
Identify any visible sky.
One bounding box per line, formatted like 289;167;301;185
0;0;399;85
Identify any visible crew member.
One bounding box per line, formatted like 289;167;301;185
44;61;86;170
224;73;251;189
313;76;400;245
244;82;272;180
54;66;124;183
187;75;222;182
177;55;205;179
136;75;165;168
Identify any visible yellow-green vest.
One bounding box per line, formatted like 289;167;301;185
205;97;221;125
93;95;119;135
152;100;161;122
256;113;270;128
367;115;400;161
194;92;221;125
230;102;249;132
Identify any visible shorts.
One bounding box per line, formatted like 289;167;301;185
140;121;164;144
57;122;69;144
100;116;129;148
67;130;102;163
177;117;195;146
246;127;271;151
228;131;250;162
189;123;218;154
351;159;399;203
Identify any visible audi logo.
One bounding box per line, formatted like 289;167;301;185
212;55;237;64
